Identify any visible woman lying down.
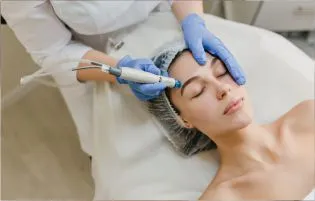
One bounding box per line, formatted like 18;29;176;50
147;39;314;200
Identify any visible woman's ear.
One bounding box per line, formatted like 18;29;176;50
181;117;194;129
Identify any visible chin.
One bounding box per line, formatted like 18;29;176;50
229;110;253;130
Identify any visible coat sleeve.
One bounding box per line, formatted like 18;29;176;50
2;0;92;84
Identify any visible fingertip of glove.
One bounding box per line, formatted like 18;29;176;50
160;70;169;77
117;55;132;67
196;57;207;65
192;51;207;65
236;76;246;85
154;82;167;90
147;64;161;75
116;77;127;84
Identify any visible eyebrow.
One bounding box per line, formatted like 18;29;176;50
180;57;218;96
180;76;201;96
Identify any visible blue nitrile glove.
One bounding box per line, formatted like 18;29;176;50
181;13;246;85
116;55;167;101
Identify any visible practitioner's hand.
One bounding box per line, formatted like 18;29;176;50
181;13;246;85
116;55;167;101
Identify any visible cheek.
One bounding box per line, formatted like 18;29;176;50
242;91;253;116
223;75;238;87
182;93;218;123
233;87;253;117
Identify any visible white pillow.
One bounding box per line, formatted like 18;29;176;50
91;12;314;200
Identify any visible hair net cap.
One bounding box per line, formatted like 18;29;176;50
148;38;216;156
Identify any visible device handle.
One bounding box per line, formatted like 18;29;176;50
119;67;160;83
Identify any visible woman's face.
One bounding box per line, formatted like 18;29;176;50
168;51;253;137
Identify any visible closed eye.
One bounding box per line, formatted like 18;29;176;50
192;86;206;99
217;71;228;78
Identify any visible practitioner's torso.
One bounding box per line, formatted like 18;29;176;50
50;1;163;35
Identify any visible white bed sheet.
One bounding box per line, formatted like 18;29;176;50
91;13;314;200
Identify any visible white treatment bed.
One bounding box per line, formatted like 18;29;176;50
91;12;314;200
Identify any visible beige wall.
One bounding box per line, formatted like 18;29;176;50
204;0;225;17
223;1;261;24
203;0;261;24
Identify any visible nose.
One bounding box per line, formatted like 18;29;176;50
216;84;231;100
200;67;231;100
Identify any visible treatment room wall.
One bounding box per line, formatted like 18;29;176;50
204;0;224;17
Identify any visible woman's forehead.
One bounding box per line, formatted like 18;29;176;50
169;52;215;80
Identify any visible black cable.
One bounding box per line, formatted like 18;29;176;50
72;66;101;71
1;16;7;24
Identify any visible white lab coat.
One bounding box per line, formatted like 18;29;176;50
2;0;171;156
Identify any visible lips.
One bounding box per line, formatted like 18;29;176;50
223;97;244;115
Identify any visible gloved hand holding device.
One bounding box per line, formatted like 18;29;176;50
116;55;168;101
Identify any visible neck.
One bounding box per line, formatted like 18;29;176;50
212;123;280;173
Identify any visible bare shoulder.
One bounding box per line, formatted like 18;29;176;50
284;100;314;134
199;184;240;201
288;100;314;117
